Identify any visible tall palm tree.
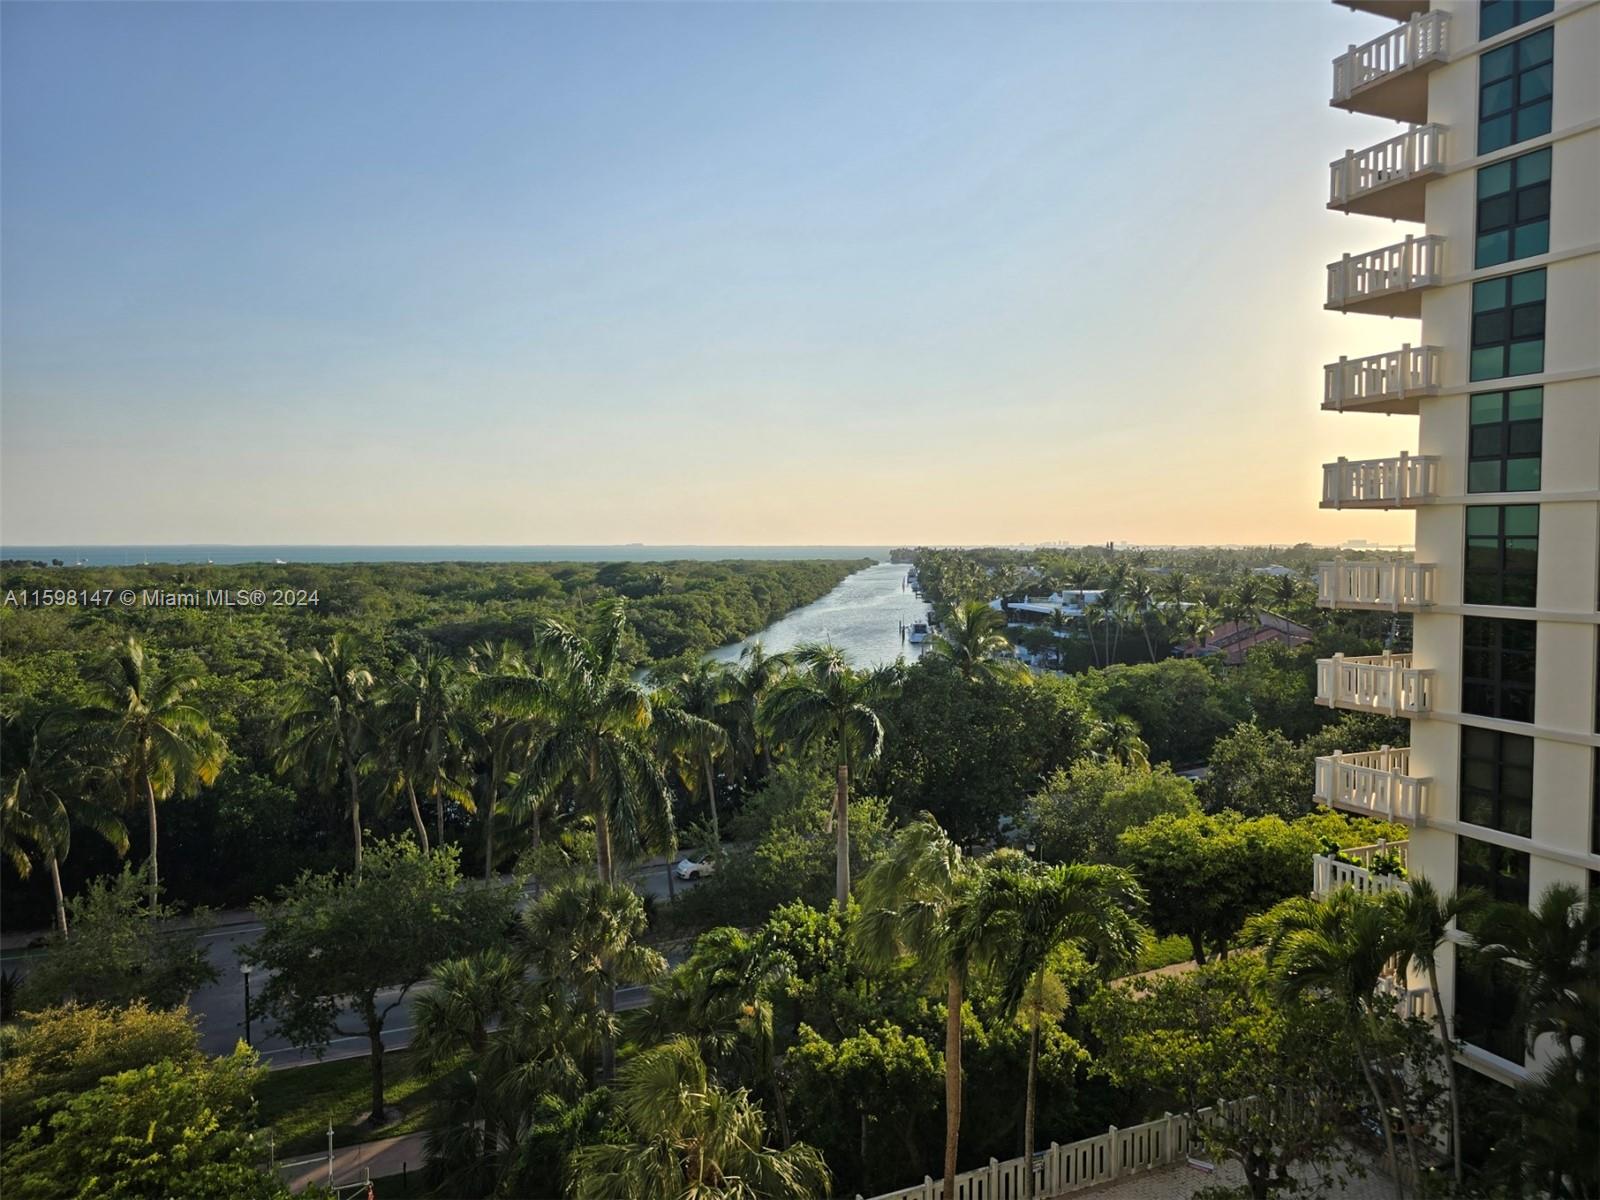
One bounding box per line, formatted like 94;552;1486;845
1255;889;1412;1199
1271;572;1304;611
723;644;784;787
1391;877;1483;1188
970;861;1145;1200
466;641;540;881
1;716;128;937
1066;567;1100;668
378;651;469;851
484;601;671;884
367;697;432;854
1094;715;1149;770
652;661;735;846
521;877;666;1081
1159;570;1191;610
1128;575;1160;663
760;644;899;910
853;815;983;1200
929;600;1015;680
571;1037;830;1200
1469;882;1600;1062
78;637;225;908
277;633;375;875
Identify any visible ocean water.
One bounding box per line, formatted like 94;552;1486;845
3;545;893;566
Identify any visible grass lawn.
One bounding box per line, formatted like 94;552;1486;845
254;1050;456;1156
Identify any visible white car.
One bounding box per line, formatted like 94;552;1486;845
674;856;716;880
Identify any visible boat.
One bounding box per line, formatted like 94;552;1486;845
907;621;931;645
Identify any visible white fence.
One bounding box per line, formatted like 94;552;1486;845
1316;560;1437;611
1313;745;1429;823
1326;234;1445;310
1323;345;1442;411
1313;839;1410;899
1331;10;1450;103
1329;124;1447;209
1315;654;1434;717
857;1107;1247;1200
1321;452;1439;509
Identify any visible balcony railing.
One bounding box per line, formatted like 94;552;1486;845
1376;973;1434;1020
1329;124;1447;221
1316;560;1438;610
1321;452;1439;509
1313;839;1410;898
1314;745;1429;823
1332;10;1450;123
1326;234;1444;317
1316;654;1434;715
1324;344;1443;413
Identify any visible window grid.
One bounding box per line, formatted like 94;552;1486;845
1465;505;1539;607
1460;727;1534;837
1468;388;1543;493
1471;270;1546;382
1480;0;1554;42
1479;29;1554;156
1476;148;1551;269
1463;616;1537;723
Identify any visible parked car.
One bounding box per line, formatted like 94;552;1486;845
674;856;716;880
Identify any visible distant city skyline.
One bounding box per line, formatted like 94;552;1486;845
2;1;1412;547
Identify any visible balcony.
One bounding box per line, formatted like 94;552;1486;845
1321;452;1438;509
1326;234;1444;317
1313;839;1410;898
1315;654;1435;715
1335;0;1431;19
1376;973;1434;1020
1331;10;1450;123
1316;560;1438;610
1314;745;1430;821
1323;344;1442;413
1329;124;1447;221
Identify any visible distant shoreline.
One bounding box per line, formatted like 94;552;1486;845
0;545;895;566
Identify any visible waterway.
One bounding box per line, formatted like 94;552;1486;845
707;562;934;669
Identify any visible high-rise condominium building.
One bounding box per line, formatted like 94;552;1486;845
1312;0;1598;1087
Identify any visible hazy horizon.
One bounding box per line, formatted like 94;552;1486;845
3;2;1413;548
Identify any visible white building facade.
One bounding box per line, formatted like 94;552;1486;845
1315;0;1599;1086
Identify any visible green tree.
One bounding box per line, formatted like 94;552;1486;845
1199;722;1311;819
18;866;217;1010
928;600;1016;680
465;640;541;878
761;644;899;910
1;716;128;938
275;633;375;874
969;860;1144;1200
483;600;671;884
570;1036;830;1200
76;638;225;910
651;661;734;846
1076;658;1247;767
245;838;518;1124
1024;759;1196;865
521;877;667;1081
0;1047;296;1200
852;815;981;1200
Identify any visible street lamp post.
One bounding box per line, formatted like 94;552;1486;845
240;963;254;1046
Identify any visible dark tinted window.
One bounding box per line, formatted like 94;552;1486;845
1468;388;1542;493
1471;270;1545;382
1479;30;1554;155
1455;946;1526;1062
1480;0;1554;41
1460;727;1534;837
1463;617;1537;722
1465;505;1539;607
1476;149;1551;268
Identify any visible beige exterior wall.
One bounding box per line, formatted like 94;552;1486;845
1323;0;1599;1085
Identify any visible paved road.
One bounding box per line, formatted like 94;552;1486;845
5;862;696;1067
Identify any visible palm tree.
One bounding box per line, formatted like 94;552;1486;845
1271;572;1304;611
1255;889;1412;1199
1469;882;1600;1061
277;633;374;875
521;877;666;1081
970;861;1145;1200
484;601;671;884
1391;877;1483;1187
377;651;468;852
929;600;1015;680
723;644;784;787
760;644;899;911
1094;715;1149;770
411;944;527;1066
652;661;735;846
853;815;983;1200
1;716;128;937
571;1037;829;1200
367;694;432;854
466;641;540;881
77;637;225;908
1159;570;1191;610
1128;575;1160;663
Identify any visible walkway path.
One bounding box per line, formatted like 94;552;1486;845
278;1131;427;1194
1064;1156;1392;1199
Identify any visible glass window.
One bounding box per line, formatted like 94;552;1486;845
1465;505;1539;607
1463;616;1537;723
1471;270;1545;382
1476;148;1551;268
1468;388;1543;492
1460;727;1534;836
1455;944;1526;1062
1479;29;1555;155
1480;0;1554;41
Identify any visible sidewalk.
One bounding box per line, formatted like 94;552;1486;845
279;1131;428;1193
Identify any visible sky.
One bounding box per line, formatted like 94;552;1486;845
1;0;1416;548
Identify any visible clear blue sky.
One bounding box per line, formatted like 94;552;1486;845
2;1;1412;547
